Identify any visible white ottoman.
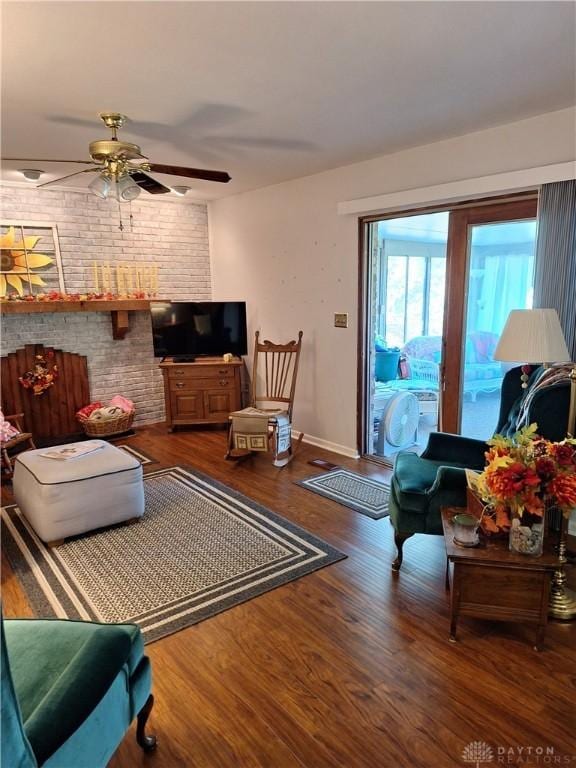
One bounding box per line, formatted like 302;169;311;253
13;440;144;545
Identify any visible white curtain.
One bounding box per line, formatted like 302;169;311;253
467;247;535;338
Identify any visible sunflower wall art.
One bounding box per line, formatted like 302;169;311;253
1;222;65;298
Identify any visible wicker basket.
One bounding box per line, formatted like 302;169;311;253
78;410;135;438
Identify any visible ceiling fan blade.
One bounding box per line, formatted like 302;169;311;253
148;163;231;183
36;167;101;188
129;170;171;195
3;157;95;165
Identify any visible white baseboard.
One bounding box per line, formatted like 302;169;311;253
292;430;360;459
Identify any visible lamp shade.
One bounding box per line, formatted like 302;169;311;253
88;174;110;199
494;309;570;363
116;175;141;201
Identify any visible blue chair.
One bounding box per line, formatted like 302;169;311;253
1;615;156;767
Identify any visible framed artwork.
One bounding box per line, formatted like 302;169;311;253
0;221;65;298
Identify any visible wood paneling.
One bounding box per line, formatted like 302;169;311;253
1;344;89;441
2;426;574;767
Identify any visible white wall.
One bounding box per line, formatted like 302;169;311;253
209;107;576;455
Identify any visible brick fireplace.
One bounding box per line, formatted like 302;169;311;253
1;185;211;425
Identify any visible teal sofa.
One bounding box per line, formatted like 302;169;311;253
388;365;571;571
1;616;156;767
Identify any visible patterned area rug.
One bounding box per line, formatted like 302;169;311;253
297;469;390;519
115;443;158;466
1;466;345;643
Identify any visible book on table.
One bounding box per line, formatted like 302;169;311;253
40;441;104;461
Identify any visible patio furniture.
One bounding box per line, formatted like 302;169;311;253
396;332;504;401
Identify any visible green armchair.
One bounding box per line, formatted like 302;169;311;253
388;365;571;571
1;615;156;767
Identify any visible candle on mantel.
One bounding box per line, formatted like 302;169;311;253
116;264;122;295
126;264;133;292
104;263;111;292
151;264;159;293
93;261;99;293
122;265;130;295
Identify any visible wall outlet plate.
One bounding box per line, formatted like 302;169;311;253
334;313;348;328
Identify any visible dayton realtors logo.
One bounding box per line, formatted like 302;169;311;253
462;742;575;766
462;742;495;767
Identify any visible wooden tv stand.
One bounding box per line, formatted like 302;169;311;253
160;357;243;430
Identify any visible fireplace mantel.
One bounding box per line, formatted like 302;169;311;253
1;299;151;340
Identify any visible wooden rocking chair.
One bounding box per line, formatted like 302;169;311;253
1;413;36;479
226;331;303;467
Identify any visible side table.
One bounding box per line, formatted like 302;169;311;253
441;507;558;650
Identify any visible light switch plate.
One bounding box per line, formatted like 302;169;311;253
334;313;348;328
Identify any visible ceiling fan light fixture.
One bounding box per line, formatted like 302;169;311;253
18;168;44;181
88;174;111;199
9;112;231;197
116;174;141;201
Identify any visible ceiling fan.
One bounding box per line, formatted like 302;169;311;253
4;112;231;199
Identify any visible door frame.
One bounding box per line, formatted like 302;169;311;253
357;192;538;460
441;198;537;433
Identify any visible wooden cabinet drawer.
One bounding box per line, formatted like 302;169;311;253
168;366;235;379
170;377;234;392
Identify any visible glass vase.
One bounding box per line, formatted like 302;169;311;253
508;509;545;556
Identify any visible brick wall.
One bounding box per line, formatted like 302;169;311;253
1;184;211;425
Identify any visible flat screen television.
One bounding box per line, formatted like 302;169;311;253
150;301;248;360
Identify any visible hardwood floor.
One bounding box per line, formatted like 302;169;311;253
2;425;575;767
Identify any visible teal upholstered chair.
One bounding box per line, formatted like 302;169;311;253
388;365;571;571
1;615;156;767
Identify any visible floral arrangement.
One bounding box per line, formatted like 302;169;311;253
476;424;576;534
18;352;59;396
1;290;149;303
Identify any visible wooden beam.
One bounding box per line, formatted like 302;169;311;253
0;299;151;314
111;309;130;340
1;299;151;340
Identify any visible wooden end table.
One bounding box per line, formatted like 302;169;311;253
441;507;558;651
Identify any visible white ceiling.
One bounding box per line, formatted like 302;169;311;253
2;1;575;201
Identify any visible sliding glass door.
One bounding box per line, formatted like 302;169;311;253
442;200;537;436
361;197;538;463
362;212;448;462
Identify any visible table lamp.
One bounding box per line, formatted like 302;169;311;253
494;308;576;620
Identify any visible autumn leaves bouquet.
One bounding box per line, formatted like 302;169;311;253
476;424;576;536
18;352;59;396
